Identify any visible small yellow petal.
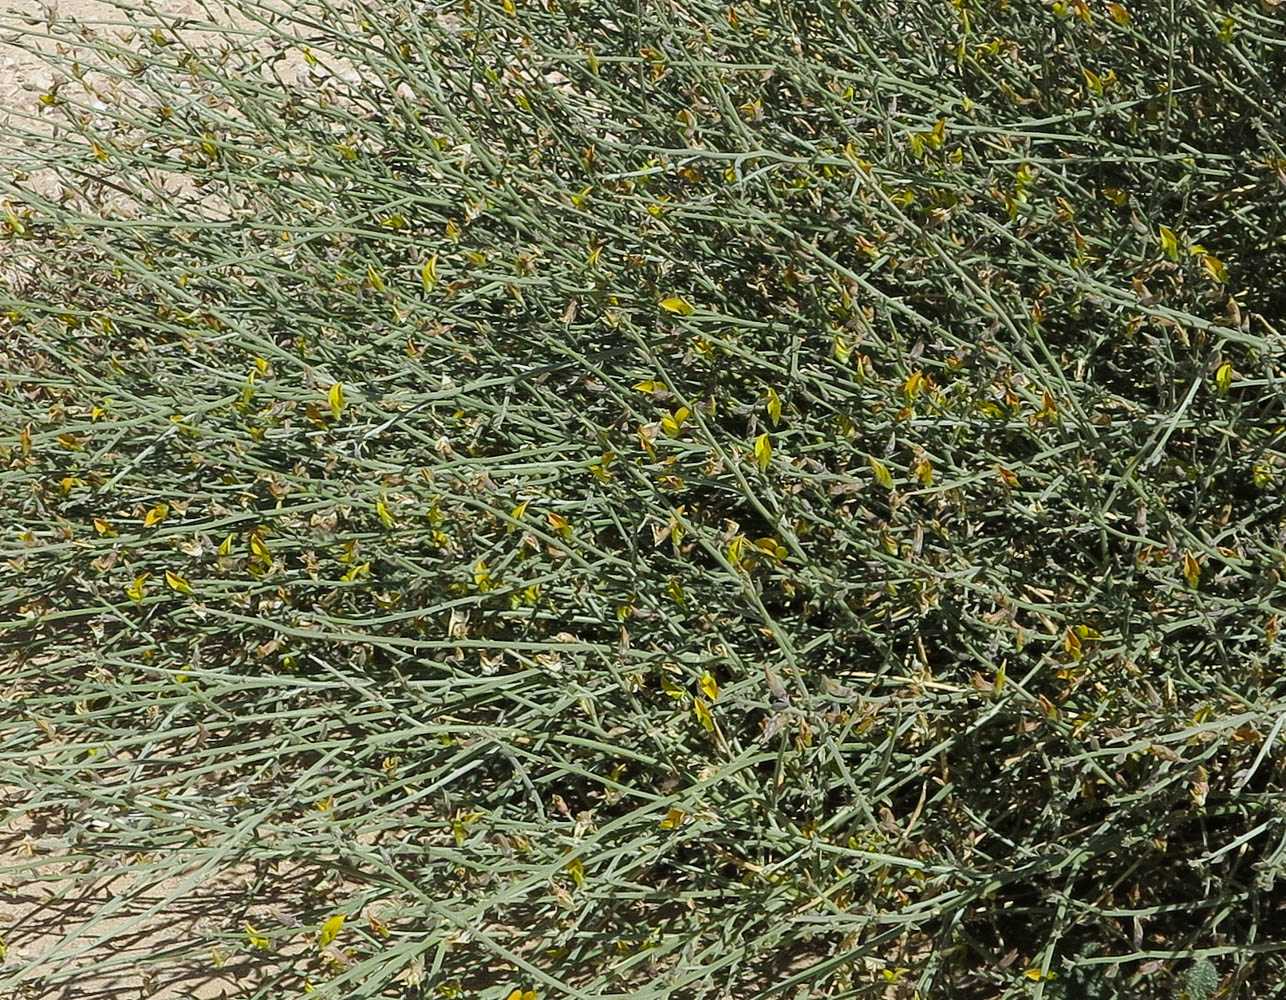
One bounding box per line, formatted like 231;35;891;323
1202;254;1228;284
868;455;893;489
753;432;772;472
317;913;345;949
1182;551;1201;588
164;571;194;595
327;382;346;420
250;535;272;562
765;387;782;425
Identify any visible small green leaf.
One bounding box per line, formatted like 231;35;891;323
1181;958;1219;1000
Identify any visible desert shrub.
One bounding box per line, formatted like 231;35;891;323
2;0;1286;997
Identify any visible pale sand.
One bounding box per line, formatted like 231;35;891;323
0;807;315;998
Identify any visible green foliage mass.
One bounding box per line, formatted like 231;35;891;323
2;0;1285;996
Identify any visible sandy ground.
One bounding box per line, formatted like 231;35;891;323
0;776;406;998
0;0;336;121
0;808;314;998
0;0;360;215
